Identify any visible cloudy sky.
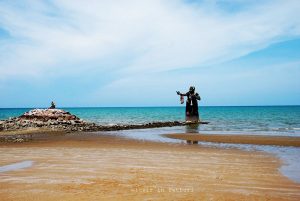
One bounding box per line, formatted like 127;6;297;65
0;0;299;107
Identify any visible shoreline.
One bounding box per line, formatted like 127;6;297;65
2;128;300;147
164;133;300;147
1;132;300;200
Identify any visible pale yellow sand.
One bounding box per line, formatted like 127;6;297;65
0;133;300;201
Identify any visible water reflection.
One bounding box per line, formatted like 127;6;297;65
185;123;200;133
0;160;33;173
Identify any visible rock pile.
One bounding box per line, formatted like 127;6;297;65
20;109;78;121
0;109;95;132
0;109;195;132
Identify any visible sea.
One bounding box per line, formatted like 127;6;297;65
1;106;300;182
1;106;300;136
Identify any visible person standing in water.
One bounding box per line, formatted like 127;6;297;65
176;86;201;122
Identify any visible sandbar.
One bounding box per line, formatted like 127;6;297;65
164;133;300;147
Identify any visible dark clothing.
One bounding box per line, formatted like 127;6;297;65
180;91;201;122
49;102;56;109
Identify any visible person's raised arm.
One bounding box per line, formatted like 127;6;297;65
176;91;188;96
195;93;201;100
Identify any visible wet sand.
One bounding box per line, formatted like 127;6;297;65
1;133;300;201
165;133;300;147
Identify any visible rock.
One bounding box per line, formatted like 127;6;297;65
14;138;24;143
0;121;4;131
0;108;192;133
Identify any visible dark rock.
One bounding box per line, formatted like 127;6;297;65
0;108;205;134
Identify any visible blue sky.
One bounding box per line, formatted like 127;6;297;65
0;0;299;107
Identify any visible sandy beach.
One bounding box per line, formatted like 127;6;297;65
1;132;300;201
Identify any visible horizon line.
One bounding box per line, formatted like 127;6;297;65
0;104;299;109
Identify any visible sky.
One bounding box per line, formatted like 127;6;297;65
0;0;299;107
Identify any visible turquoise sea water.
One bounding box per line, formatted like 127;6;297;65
1;106;300;136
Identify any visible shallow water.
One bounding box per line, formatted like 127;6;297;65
104;127;300;184
0;160;33;173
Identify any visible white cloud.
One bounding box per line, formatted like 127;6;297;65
90;60;300;106
0;0;299;80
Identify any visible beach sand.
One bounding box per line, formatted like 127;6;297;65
1;132;300;201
